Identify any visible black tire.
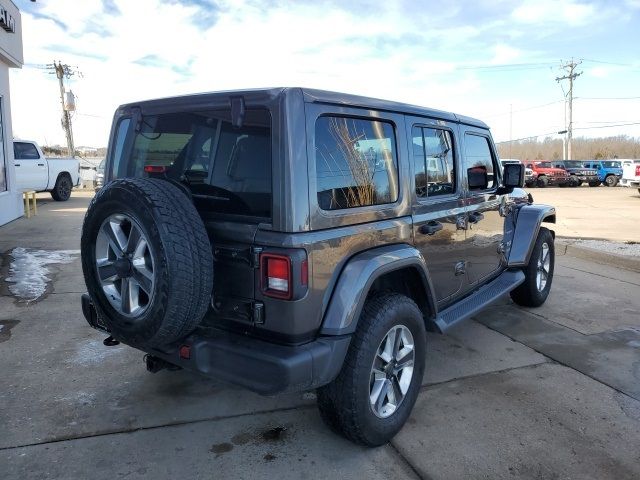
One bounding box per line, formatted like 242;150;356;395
604;175;618;187
81;178;213;347
51;174;72;201
589;181;600;187
317;294;426;446
571;177;581;187
536;176;548;188
510;227;554;308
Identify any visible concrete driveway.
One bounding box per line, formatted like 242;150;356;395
1;192;639;479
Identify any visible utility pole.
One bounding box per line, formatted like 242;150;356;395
556;59;582;160
36;61;81;157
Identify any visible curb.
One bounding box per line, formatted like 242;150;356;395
557;242;640;273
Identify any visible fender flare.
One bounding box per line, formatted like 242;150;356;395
508;204;556;267
320;244;437;336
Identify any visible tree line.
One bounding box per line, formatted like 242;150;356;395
497;135;640;161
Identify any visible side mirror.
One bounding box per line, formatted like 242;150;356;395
502;163;525;191
467;166;488;190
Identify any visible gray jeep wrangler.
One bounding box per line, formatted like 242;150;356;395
80;88;556;446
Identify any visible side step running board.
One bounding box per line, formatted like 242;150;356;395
434;270;525;333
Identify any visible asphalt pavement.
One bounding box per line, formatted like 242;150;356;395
0;190;639;479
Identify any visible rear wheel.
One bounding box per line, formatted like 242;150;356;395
570;177;581;187
317;294;426;446
510;227;554;308
604;175;618;187
51;174;72;201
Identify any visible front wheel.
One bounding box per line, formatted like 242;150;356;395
510;227;554;307
604;175;618;187
51;174;72;201
536;176;548;188
317;294;426;446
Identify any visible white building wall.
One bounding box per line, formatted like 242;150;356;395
0;1;23;226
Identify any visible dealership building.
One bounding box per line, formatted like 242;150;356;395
0;1;22;226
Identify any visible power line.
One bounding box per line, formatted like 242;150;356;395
576;96;640;100
573;121;640;131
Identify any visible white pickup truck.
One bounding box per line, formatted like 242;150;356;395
619;159;640;193
13;140;80;201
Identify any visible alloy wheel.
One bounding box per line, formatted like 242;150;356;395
95;214;155;316
536;242;551;292
369;325;415;418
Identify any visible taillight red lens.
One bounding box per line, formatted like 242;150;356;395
635;165;640;176
262;254;291;299
144;165;168;173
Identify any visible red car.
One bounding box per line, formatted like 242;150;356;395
526;161;570;187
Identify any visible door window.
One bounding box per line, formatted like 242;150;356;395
13;142;40;160
315;116;399;210
464;134;497;190
412;126;455;198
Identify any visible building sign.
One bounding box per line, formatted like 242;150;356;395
0;6;16;33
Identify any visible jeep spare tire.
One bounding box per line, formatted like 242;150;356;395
81;178;213;347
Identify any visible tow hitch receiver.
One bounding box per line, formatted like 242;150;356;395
144;354;182;373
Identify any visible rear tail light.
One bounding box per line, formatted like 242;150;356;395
636;165;640;176
261;253;292;299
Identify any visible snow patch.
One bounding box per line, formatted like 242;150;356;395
6;247;80;301
71;338;122;366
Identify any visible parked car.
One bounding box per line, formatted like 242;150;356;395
582;160;623;187
94;158;105;191
500;159;536;187
619;159;640;193
526;161;570;187
553;160;599;187
13;140;80;201
80;88;556;446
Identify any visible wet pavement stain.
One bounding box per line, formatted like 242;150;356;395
230;432;253;446
0;320;19;343
260;426;287;442
209;442;234;457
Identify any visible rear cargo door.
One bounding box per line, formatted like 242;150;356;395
116;107;273;325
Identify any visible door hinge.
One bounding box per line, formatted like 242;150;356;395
253;301;264;324
251;246;263;268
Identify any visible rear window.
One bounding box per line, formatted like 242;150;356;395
14;142;40;160
114;109;272;219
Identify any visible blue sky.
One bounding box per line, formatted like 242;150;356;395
11;0;640;147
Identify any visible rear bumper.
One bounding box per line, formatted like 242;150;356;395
81;294;351;395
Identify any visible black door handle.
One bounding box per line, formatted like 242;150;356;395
469;212;485;224
15;163;20;166
419;221;443;235
37;163;45;167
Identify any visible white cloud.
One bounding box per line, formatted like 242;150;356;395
512;0;595;26
9;0;640;147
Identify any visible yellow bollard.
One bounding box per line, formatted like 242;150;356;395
23;191;37;218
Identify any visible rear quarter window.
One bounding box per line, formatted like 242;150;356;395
314;116;399;210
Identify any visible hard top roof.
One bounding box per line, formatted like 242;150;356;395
120;87;489;129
